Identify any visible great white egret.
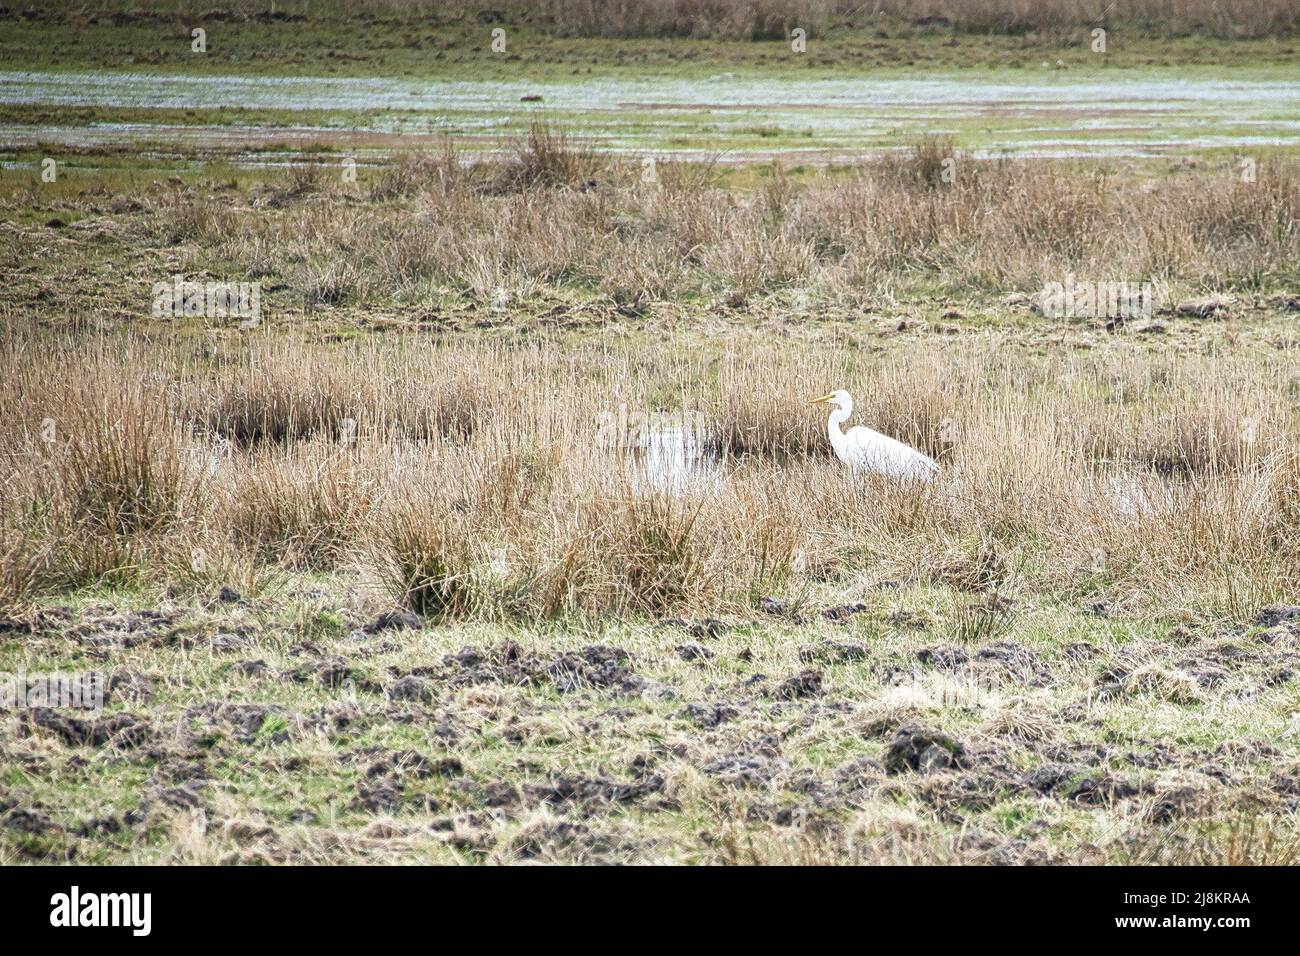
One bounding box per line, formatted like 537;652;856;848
811;389;939;480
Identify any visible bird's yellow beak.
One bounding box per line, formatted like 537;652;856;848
809;393;836;405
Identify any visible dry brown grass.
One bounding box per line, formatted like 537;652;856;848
0;343;201;603
489;121;606;194
154;141;1300;312
222;446;374;570
3;325;1298;618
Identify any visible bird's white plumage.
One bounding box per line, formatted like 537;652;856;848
814;389;938;480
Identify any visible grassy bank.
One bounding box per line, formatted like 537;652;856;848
3;2;1298;79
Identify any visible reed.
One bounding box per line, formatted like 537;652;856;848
3;328;1297;618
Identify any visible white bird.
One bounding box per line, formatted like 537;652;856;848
810;389;939;480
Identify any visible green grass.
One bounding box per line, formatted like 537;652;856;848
4;13;1298;80
4;575;1297;863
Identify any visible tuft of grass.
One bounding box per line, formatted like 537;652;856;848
489;121;605;194
367;489;479;620
0;344;195;596
601;492;717;615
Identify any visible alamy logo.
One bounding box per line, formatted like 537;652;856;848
152;274;261;327
1040;274;1153;320
595;404;706;449
49;886;151;937
1;670;104;709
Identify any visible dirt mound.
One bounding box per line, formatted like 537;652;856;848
22;709;153;749
884;725;968;774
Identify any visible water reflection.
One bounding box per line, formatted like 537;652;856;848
626;422;726;495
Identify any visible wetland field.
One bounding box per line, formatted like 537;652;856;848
2;1;1300;868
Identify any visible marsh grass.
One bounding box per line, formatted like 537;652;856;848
3;326;1298;619
3;136;1297;616
0;349;200;601
490;121;606;194
9;132;1296;314
369;489;480;620
138;137;1300;313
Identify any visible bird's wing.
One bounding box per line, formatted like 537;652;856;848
845;426;939;478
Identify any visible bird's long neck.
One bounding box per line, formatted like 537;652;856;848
827;406;852;457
